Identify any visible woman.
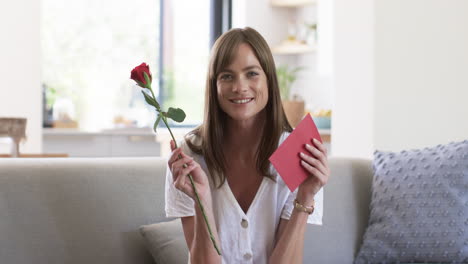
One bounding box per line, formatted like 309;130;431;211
165;27;330;264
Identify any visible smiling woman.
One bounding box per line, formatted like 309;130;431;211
165;27;328;264
216;43;269;122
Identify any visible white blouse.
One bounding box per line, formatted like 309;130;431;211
165;133;323;264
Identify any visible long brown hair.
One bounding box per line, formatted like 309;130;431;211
185;27;292;188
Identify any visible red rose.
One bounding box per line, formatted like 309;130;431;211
130;63;152;88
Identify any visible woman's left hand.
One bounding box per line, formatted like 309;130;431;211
297;138;330;202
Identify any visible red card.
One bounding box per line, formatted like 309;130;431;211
269;114;322;192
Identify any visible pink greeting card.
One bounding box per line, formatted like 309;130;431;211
269;114;322;192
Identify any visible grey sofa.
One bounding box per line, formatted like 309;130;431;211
0;157;373;264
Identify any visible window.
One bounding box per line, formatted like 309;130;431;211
42;0;230;131
42;0;161;131
160;0;211;127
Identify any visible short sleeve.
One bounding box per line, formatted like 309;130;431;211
164;163;195;218
280;187;323;225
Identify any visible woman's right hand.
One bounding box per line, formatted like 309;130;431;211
168;140;211;200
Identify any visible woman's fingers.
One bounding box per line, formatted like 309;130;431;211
170;140;176;151
300;159;327;186
305;143;327;171
173;161;203;196
301;138;330;187
173;162;195;191
168;147;182;168
171;155;193;177
168;146;194;168
312;138;327;156
300;152;327;176
171;155;193;170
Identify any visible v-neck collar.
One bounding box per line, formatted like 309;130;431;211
223;177;267;217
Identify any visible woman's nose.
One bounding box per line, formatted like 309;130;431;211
232;77;248;93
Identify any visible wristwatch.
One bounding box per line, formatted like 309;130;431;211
294;198;315;215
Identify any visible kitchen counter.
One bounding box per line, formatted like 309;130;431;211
43;127;331;157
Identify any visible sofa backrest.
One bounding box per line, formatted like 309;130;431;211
0;156;373;264
305;157;373;263
0;157;168;264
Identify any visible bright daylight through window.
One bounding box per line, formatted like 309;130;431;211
41;0;209;131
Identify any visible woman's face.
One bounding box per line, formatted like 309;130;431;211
216;43;269;123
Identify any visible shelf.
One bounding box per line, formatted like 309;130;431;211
272;40;316;55
271;0;316;7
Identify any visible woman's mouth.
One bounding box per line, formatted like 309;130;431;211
229;98;254;104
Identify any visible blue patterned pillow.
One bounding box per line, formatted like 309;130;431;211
355;140;468;264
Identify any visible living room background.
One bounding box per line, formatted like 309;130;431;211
1;0;468;158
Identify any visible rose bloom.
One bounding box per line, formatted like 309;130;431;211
130;63;152;87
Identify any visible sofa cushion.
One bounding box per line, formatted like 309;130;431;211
355;140;468;263
140;219;188;264
0;157;166;264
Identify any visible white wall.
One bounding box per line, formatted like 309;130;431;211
0;0;42;154
331;0;375;158
233;0;289;47
332;0;468;158
374;0;468;151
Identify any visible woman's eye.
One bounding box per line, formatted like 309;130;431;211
247;71;259;78
219;74;233;81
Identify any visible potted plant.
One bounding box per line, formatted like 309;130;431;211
276;64;305;127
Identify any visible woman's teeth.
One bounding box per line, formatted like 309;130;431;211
231;98;253;104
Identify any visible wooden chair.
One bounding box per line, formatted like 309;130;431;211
0;118;27;157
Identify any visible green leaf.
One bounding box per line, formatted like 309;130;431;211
141;91;160;109
143;72;152;89
166;107;186;123
153;114;162;133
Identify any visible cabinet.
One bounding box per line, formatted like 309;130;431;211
42;127;194;157
42;128;161;157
